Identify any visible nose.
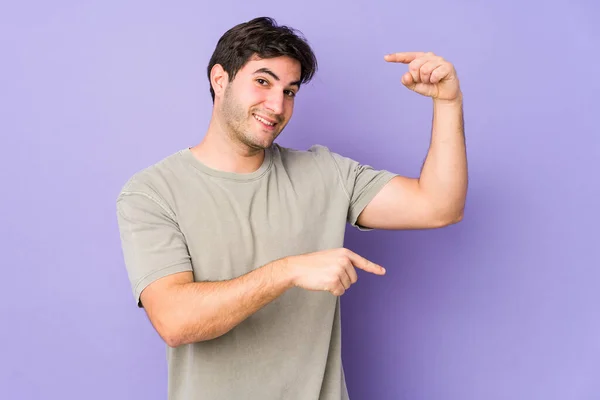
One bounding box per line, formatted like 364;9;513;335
264;91;285;116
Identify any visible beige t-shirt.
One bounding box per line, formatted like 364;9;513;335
116;143;397;400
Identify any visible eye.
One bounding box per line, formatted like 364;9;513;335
284;90;296;98
256;78;268;86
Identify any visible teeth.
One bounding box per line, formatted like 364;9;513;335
254;114;275;126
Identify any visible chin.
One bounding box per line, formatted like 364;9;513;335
241;136;274;151
253;138;276;150
249;132;280;149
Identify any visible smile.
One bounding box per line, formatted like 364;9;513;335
253;114;277;127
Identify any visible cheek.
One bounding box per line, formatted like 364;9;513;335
285;100;294;119
229;85;264;112
246;86;268;105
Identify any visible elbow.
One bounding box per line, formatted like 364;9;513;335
156;317;220;347
450;210;464;224
157;321;186;348
446;210;464;226
433;209;464;228
160;325;203;348
164;332;185;348
153;313;194;347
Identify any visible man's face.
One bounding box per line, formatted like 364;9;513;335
218;55;301;150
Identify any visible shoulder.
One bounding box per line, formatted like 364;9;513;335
273;143;342;166
116;150;187;209
272;143;363;182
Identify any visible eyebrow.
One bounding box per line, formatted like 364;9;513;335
253;68;301;88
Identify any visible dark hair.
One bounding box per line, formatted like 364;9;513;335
207;17;318;102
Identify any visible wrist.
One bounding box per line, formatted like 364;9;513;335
270;257;297;289
433;92;463;107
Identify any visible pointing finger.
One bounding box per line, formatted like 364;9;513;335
384;52;425;64
345;250;386;275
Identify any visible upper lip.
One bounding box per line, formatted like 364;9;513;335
253;113;278;125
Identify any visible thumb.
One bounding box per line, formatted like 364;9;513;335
401;72;416;89
401;72;436;97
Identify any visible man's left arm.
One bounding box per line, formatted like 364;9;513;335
357;52;468;230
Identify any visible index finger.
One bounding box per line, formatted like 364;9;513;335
384;52;426;64
346;250;386;275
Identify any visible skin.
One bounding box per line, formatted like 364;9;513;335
139;51;467;347
189;55;300;174
358;52;466;229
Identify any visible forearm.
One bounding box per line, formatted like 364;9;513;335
163;258;294;346
418;94;468;221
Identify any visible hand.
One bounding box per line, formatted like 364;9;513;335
285;248;386;296
384;52;461;102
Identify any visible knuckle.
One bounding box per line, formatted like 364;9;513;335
337;256;350;267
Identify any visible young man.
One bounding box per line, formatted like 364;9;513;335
116;16;467;400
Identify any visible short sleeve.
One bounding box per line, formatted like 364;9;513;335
328;149;398;231
116;190;192;307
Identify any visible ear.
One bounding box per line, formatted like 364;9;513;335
210;64;229;99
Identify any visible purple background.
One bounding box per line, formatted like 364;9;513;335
1;1;598;399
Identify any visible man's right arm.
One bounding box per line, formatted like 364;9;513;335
140;248;386;347
140;257;293;347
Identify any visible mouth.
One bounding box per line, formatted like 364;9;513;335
253;113;278;129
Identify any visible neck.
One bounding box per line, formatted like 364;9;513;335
190;112;266;174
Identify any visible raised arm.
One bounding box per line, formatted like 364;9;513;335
357;52;467;230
